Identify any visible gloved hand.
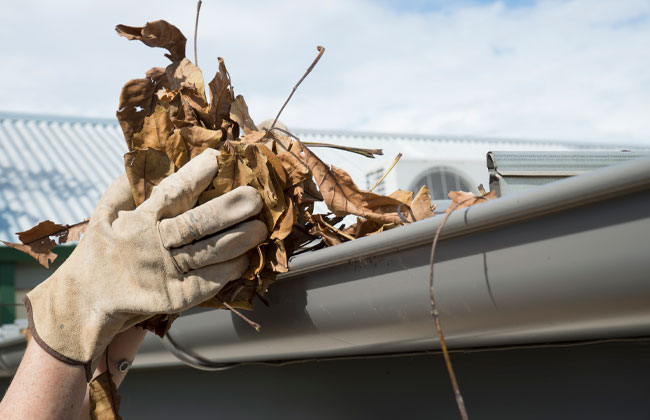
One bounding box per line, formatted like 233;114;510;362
24;148;267;380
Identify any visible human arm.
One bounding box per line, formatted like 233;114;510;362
0;338;87;419
0;326;145;420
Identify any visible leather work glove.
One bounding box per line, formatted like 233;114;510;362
24;148;267;380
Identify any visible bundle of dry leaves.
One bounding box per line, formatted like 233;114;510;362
0;17;500;420
4;19;439;335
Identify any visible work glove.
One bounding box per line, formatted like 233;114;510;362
24;148;267;380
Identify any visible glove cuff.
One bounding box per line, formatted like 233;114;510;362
24;295;93;381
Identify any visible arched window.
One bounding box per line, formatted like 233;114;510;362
410;167;473;200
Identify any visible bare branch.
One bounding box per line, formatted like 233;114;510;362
429;198;475;420
271;46;325;129
370;153;402;192
194;0;203;66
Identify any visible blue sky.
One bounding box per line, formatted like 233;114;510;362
1;0;649;144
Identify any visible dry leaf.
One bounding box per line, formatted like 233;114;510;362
1;238;56;268
302;146;408;225
137;313;180;338
124;148;174;206
240;143;286;232
266;240;289;273
270;196;296;241
277;143;310;187
239;130;267;145
89;370;121;420
180;126;223;158
164;129;189;169
447;190;497;213
389;190;414;205
166;58;207;103
308;213;345;246
116;20;186;62
169;92;199;128
1;220;88;268
130;105;173;150
411;185;436;220
116;68;169;147
208;57;234;124
209;144;255;197
230;95;257;134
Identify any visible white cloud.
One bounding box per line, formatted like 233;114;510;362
0;0;648;144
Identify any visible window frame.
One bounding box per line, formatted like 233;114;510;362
409;166;476;213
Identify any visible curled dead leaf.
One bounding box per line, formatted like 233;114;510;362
116;67;169;148
411;185;436;220
116;20;186;62
208;57;234;124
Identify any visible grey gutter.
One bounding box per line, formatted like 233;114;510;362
3;155;649;373
282;153;650;277
133;155;650;368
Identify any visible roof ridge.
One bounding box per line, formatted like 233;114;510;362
0;111;647;149
0;111;117;126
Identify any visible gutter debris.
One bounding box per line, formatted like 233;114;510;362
2;13;502;420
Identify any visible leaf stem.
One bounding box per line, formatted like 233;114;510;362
429;198;474;420
271;46;325;129
222;301;261;332
106;345;120;419
370;153;402;192
302;142;383;158
194;0;202;66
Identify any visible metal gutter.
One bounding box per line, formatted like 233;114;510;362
2;155;649;373
282;153;650;277
133;155;650;368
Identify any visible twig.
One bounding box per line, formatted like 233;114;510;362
370;153;402;192
268;126;301;142
105;345;119;419
222;301;261;332
271;46;325;129
429;198;475;420
302;142;383;158
194;0;202;66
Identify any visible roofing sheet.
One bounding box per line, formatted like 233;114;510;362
1;111;646;243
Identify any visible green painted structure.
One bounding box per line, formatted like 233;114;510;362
0;246;75;324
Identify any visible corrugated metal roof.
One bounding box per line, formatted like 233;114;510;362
0;114;127;243
1;111;646;243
